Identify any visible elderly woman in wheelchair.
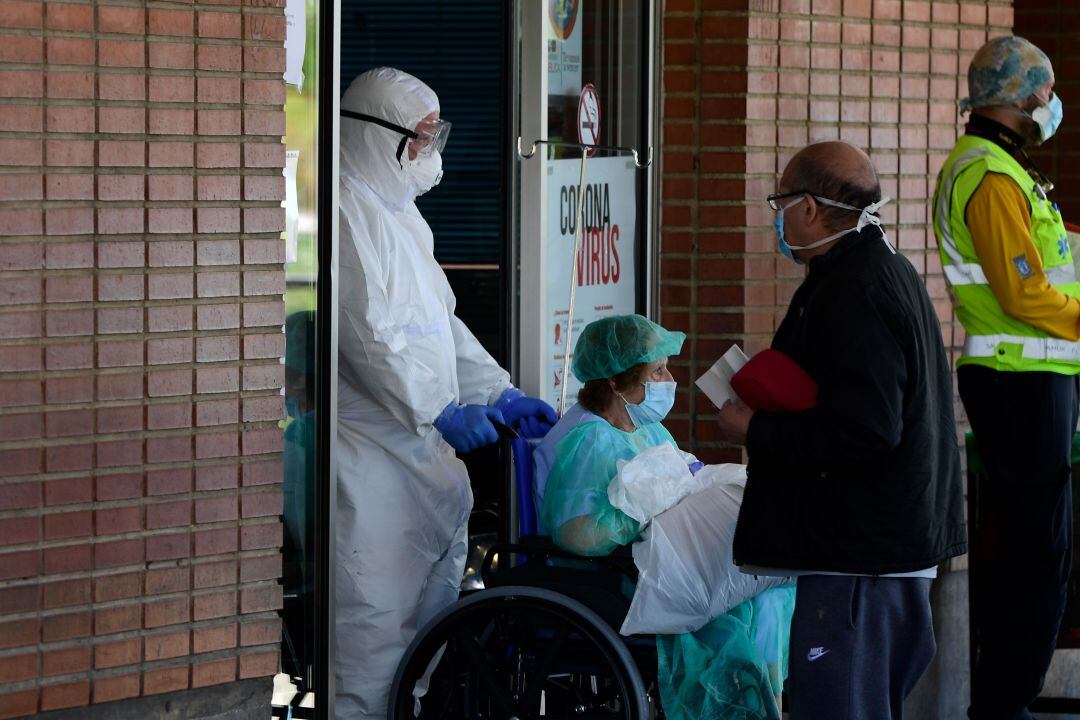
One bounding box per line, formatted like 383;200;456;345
540;315;794;720
388;314;793;720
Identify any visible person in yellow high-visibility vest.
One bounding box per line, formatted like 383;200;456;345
933;36;1077;720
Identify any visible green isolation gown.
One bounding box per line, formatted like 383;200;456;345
541;417;794;720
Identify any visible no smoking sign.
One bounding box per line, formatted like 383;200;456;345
577;83;600;153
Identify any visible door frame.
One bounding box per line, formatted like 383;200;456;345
314;0;340;715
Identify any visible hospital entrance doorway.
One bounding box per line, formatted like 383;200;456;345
329;1;658;716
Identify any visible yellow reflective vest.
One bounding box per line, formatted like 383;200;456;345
933;134;1080;374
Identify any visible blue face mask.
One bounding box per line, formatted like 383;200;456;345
618;381;676;428
1007;93;1064;144
774;194;894;264
775;207;797;262
1032;93;1063;143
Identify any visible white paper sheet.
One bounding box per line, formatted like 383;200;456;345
283;150;299;264
694;345;749;409
283;0;306;92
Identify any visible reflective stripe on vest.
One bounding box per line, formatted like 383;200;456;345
935;145;993;271
963;334;1080;362
944;261;1078;287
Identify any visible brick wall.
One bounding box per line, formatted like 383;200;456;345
0;0;287;715
1015;0;1080;221
660;0;1012;464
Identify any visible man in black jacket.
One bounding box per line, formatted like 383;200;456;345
718;141;966;719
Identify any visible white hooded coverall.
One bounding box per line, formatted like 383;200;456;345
335;68;513;719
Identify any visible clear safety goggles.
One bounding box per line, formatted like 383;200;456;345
410;117;451;157
341;109;451;163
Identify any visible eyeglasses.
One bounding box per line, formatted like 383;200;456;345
766;191;812;211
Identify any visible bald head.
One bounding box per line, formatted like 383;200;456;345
780;141;881;233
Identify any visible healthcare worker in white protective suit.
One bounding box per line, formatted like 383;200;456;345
335;67;558;719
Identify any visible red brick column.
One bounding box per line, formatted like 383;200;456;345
0;0;287;715
661;0;752;464
659;0;1013;464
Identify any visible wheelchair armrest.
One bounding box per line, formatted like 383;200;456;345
481;535;639;587
514;534;562;553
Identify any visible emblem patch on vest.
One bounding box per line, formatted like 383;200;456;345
1013;254;1034;279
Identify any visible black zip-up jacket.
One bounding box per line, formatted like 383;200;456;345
732;225;967;574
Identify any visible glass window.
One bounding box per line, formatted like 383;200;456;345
546;1;648;157
280;0;321;702
517;0;655;409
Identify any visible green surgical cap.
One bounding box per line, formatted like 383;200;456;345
961;36;1054;113
572;314;686;382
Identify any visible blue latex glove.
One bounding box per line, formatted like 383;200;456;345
688;461;705;476
516;415;551;439
495;389;558;439
434;403;505;453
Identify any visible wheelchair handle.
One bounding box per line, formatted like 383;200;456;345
491;420;520;441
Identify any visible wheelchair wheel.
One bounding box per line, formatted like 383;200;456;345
389;586;651;719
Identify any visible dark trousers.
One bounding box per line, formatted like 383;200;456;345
959;366;1077;720
787;575;936;720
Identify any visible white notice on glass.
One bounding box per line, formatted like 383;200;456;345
283;0;306;92
283;150;299;264
695;345;749;409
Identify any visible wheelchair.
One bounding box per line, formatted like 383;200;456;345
388;424;663;719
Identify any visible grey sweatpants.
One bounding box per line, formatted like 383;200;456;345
787;574;936;720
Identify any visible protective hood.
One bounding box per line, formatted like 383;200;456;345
340;67;440;210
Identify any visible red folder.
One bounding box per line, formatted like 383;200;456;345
730;349;819;412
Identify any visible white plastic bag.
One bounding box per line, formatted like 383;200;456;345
620;468;788;636
607;443;711;524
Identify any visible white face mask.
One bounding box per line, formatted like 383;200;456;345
403;150;443;197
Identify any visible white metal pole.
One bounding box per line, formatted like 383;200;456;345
559;149;589;416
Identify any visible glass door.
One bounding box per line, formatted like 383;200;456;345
514;0;658;407
280;0;317;694
280;0;338;714
338;2;511;364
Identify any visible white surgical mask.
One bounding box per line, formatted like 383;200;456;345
404;150;443;197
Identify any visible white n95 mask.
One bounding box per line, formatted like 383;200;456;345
404;150;443;197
